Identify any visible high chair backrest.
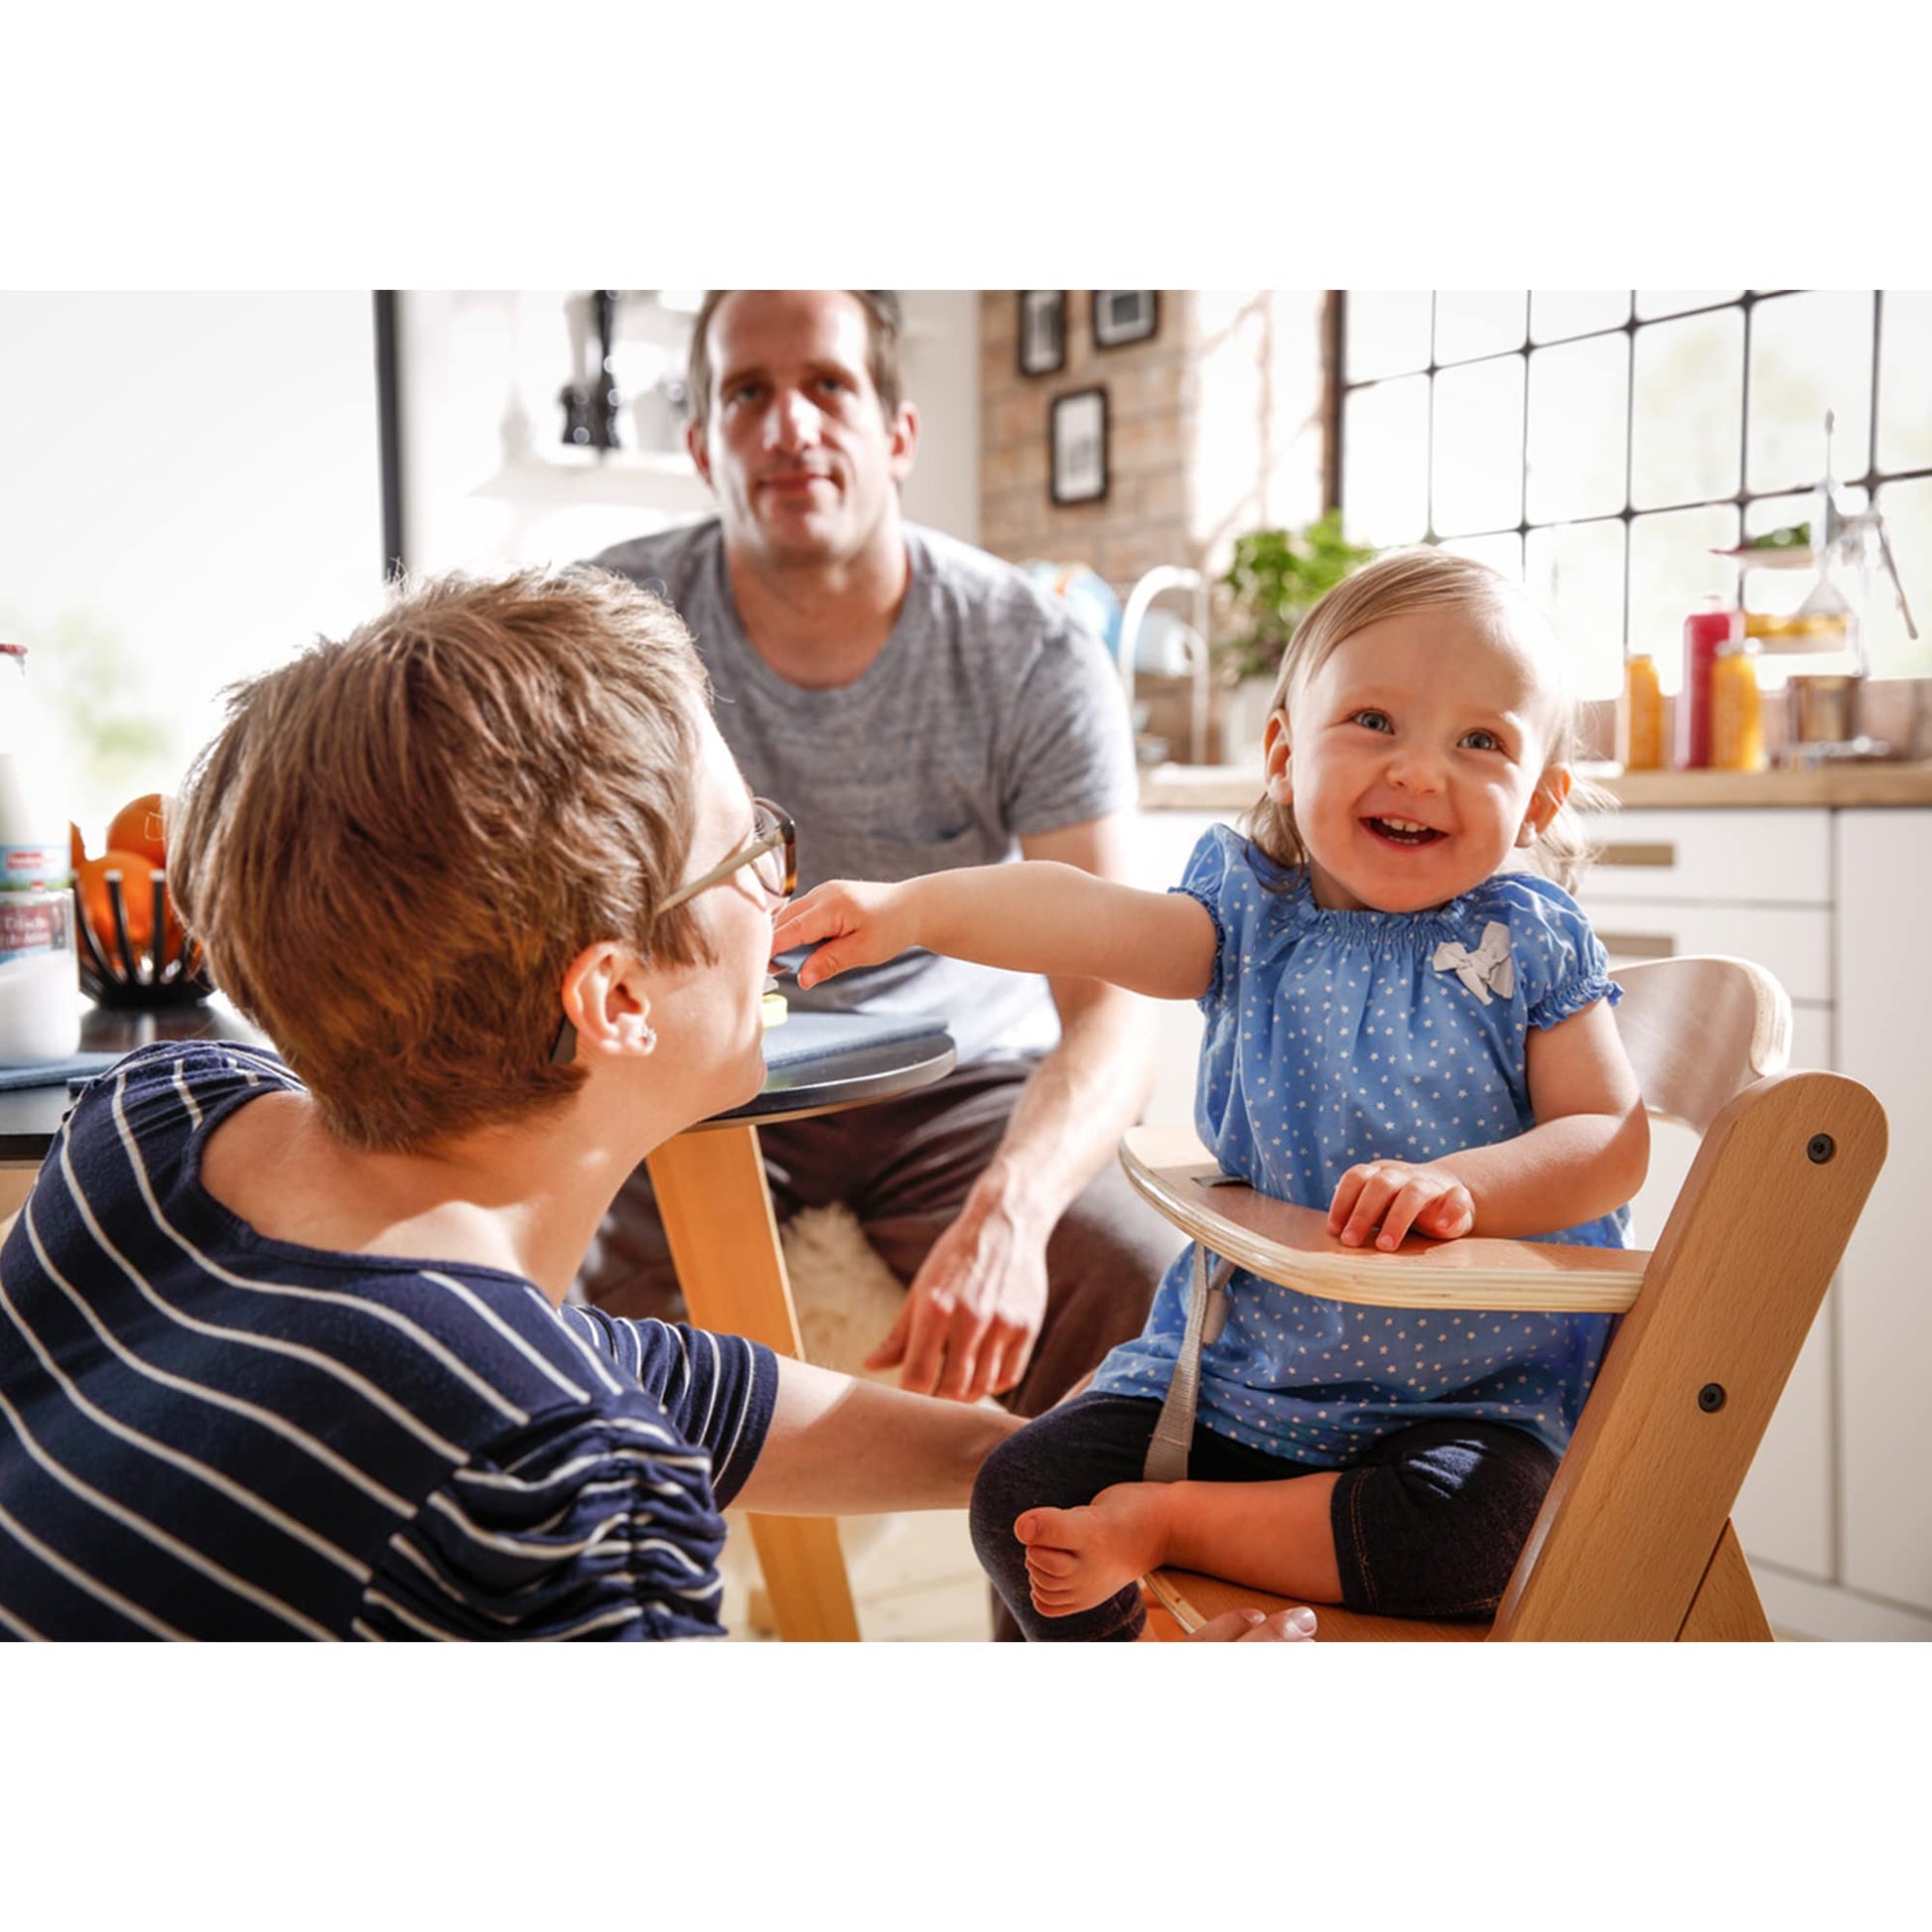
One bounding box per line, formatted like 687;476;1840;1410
1486;954;1883;1640
1610;954;1791;1135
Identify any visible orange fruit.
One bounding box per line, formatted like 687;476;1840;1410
106;792;168;869
78;849;182;960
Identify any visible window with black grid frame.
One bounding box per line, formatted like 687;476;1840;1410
1334;291;1932;699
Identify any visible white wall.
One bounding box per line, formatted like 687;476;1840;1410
0;292;385;844
897;290;979;543
396;289;980;576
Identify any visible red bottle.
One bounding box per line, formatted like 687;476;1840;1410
1677;604;1736;769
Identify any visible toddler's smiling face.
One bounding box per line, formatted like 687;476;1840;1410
1265;606;1572;914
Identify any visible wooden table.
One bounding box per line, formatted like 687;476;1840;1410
1;1001;956;1643
649;1012;957;1642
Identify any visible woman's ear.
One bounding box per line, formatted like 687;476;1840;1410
1262;706;1294;806
1516;762;1575;847
558;942;657;1058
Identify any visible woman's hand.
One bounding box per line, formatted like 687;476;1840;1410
769;880;918;991
1327;1160;1475;1251
1186;1605;1317;1641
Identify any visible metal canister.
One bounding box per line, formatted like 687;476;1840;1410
1791;673;1861;746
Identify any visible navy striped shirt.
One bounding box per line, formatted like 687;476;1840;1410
0;1041;778;1640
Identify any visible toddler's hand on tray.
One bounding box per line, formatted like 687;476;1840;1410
1327;1161;1474;1251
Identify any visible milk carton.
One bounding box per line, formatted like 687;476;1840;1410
0;643;81;1062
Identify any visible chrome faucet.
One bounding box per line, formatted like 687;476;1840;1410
1118;566;1213;766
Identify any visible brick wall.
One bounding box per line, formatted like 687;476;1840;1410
977;290;1328;596
979;290;1329;761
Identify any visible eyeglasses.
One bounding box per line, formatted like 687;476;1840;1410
550;797;796;1066
658;796;796;914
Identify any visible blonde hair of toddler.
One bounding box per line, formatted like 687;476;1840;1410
1244;546;1611;895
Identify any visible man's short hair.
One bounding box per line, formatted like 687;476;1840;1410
684;290;904;434
169;568;713;1151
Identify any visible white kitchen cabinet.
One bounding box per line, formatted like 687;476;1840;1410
1582;803;1932;1638
1579;807;1840;1592
1835;810;1932;1619
1588;807;1832;903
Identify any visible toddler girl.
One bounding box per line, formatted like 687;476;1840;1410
770;548;1648;1638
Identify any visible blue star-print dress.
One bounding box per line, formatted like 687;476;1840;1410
1090;824;1630;1465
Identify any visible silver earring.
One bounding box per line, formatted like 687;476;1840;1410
638;1024;657;1052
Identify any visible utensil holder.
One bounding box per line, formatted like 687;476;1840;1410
73;867;212;1009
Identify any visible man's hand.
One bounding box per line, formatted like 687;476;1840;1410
866;1176;1049;1404
1327;1160;1475;1251
770;880;916;991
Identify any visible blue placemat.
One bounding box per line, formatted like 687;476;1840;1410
0;1051;123;1092
759;1008;952;1070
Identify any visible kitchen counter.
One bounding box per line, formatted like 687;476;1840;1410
1139;760;1932;812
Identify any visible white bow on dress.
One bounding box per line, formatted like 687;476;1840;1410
1432;921;1516;1005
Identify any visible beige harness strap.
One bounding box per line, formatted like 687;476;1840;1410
1143;1239;1234;1483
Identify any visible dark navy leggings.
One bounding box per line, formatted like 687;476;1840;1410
968;1391;1561;1641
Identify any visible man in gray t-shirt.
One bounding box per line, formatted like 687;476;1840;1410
577;290;1172;1457
593;516;1123;1067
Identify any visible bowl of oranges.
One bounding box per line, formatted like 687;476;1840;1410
71;792;212;1009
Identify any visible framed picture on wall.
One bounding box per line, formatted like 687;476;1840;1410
1092;290;1159;348
1049;387;1108;505
1017;290;1065;376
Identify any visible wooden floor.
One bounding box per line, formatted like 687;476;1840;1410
718;1508;1197;1641
719;1506;994;1642
714;1506;1816;1643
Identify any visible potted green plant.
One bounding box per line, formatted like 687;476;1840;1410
1216;512;1379;685
1212;513;1377;761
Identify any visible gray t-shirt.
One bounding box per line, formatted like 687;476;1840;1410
591;519;1138;1063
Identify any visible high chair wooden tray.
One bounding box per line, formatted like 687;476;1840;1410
1120;1124;1647;1312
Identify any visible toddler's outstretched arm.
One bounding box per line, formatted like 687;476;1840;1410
771;862;1218;1002
1328;997;1649;1248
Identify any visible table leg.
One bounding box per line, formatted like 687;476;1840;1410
645;1123;862;1643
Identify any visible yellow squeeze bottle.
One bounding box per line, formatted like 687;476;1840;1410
1709;640;1765;771
1619;651;1664;770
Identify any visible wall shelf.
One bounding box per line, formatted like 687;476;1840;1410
470;445;711;512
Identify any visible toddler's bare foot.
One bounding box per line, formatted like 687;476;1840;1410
1015;1482;1175;1618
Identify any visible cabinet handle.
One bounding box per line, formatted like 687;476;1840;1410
1598;842;1676;869
1597;931;1677;960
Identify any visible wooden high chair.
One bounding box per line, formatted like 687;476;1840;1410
1122;956;1887;1642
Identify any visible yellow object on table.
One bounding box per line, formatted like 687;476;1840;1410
760;989;787;1029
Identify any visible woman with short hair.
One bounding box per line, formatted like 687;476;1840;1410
0;566;1306;1642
